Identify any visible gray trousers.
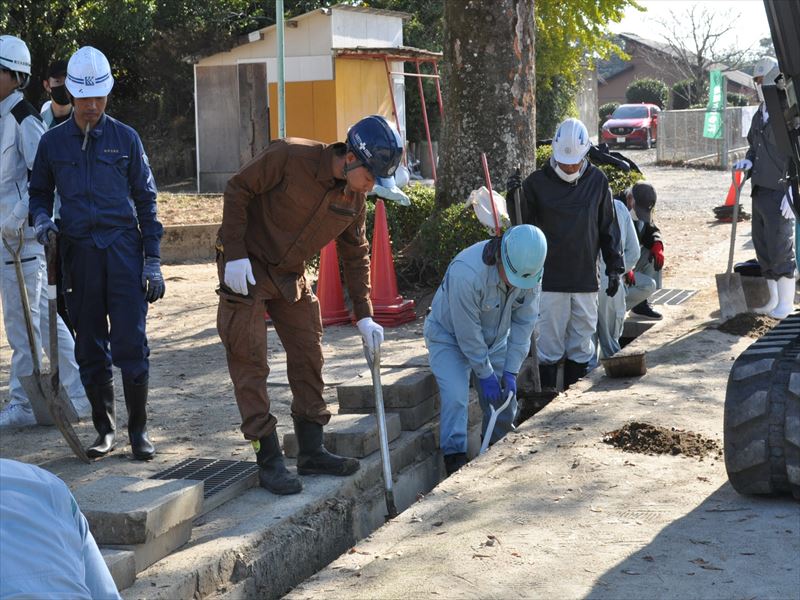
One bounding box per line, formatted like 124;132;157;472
626;249;660;310
752;186;796;280
537;291;598;365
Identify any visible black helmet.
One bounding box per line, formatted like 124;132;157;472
346;115;403;181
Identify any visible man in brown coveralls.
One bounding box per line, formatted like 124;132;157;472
216;115;403;495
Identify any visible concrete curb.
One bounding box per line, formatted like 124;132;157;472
161;224;219;264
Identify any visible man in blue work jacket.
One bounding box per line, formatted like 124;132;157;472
424;225;547;475
29;47;165;461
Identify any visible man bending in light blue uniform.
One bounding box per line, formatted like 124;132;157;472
424;225;547;475
0;458;121;599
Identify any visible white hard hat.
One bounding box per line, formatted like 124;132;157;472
752;56;779;80
66;46;114;98
552;118;591;165
0;35;31;88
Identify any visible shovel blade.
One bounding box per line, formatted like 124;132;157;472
716;272;749;321
19;375;79;425
18;373;89;463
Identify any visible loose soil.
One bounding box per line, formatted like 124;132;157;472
603;421;722;459
715;313;779;338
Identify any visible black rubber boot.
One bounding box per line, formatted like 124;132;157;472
123;380;156;461
564;360;589;388
293;419;360;476
539;363;559;392
444;452;468;475
85;381;115;458
254;431;302;495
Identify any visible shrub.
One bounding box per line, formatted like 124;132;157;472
595;163;645;197
411;202;489;284
625;77;668;108
599;102;619;124
727;92;749;107
364;183;436;250
671;78;707;109
535;143;553;168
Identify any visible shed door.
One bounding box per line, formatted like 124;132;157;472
196;63;269;192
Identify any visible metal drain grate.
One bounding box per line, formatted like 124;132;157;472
151;458;259;515
649;288;698;306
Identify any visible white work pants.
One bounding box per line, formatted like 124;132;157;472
537;291;599;365
1;237;86;409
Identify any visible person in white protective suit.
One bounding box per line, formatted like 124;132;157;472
595;195;640;360
424;225;547;475
733;56;797;319
0;35;88;428
507;118;624;392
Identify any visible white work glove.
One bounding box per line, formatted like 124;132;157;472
781;188;796;220
1;201;28;240
733;158;752;172
357;317;384;350
223;258;255;295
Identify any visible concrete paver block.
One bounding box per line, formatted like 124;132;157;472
73;476;203;545
106;520;193;573
341;393;439;431
337;368;438;409
283;413;402;458
100;548;136;591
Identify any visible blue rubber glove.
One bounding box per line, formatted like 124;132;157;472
33;213;58;246
478;374;503;408
142;257;165;303
501;371;517;397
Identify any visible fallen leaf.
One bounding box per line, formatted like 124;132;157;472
701;565;724;571
432;521;444;527
590;506;603;513
621;569;640;575
642;556;655;562
472;554;492;559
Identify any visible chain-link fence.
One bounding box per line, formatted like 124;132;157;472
656;106;757;168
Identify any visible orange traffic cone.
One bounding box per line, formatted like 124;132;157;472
370;199;416;326
724;170;744;206
317;240;351;326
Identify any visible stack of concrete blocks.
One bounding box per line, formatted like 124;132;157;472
73;477;203;592
284;367;483;462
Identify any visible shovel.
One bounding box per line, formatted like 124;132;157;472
363;331;397;519
2;231;89;463
715;169;749;320
479;390;514;455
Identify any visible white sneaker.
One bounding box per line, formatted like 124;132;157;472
0;403;37;428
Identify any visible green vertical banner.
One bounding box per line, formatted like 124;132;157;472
703;70;724;139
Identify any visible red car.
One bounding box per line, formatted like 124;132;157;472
601;103;660;149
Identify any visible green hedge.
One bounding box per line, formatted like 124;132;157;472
626;77;668;108
599;102;619;123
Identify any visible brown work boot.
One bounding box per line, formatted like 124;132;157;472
293;419;359;476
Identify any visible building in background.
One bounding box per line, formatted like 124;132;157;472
193;5;437;192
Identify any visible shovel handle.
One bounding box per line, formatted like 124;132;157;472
727;169;744;275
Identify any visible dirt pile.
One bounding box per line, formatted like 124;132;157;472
603;421;721;459
716;313;778;338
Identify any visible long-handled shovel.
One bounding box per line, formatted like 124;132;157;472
715;169;749;320
2;231;89;463
363;332;397;520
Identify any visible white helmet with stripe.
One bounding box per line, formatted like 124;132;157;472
66;46;114;98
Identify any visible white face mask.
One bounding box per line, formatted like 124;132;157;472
554;162;582;183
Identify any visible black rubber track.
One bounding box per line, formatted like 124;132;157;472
724;311;800;498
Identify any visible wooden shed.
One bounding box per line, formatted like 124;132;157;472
194;4;419;192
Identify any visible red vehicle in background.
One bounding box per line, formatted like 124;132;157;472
601;103;661;149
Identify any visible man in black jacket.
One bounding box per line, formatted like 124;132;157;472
508;118;624;391
623;183;664;319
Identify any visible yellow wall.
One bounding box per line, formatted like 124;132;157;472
266;58;395;144
334;58;395;141
268;80;338;142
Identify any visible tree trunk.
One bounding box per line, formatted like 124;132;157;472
436;0;536;209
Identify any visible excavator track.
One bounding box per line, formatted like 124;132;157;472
724;310;800;499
